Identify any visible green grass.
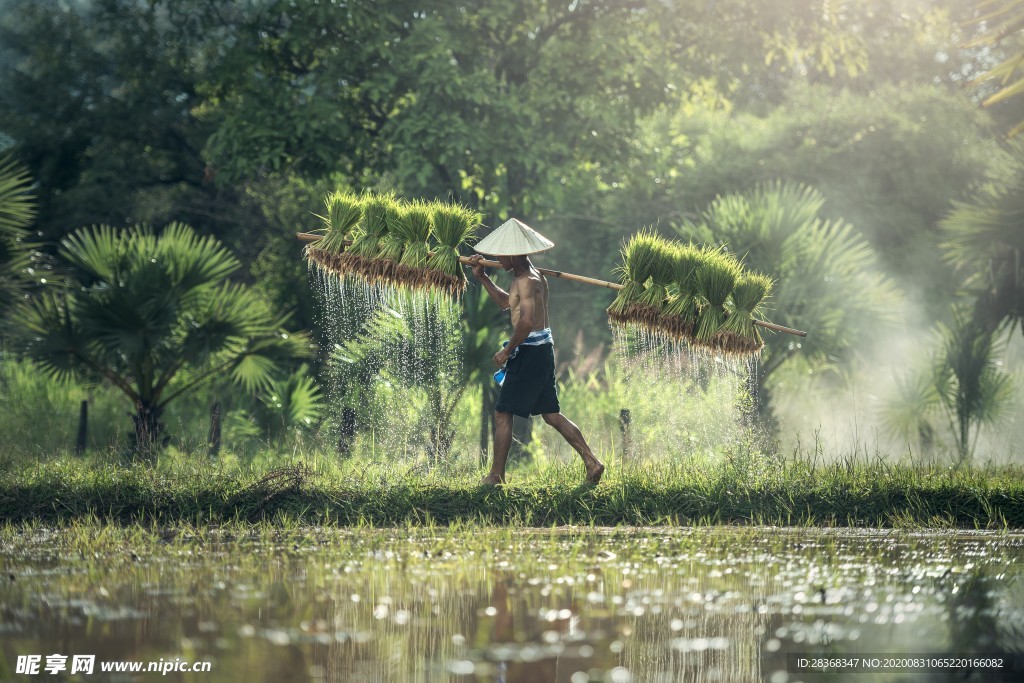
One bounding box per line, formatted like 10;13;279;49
1;446;1021;528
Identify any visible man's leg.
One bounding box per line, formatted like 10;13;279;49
482;410;514;484
541;412;605;484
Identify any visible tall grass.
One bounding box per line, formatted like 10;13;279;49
1;434;1021;527
0;359;127;458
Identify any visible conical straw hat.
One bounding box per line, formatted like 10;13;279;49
473;218;555;256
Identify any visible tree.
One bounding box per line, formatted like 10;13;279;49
191;0;682;218
328;282;505;462
940;150;1024;336
963;0;1024;136
0;154;34;331
563;82;1010;336
15;223;312;457
934;308;1013;463
672;181;901;430
0;1;223;242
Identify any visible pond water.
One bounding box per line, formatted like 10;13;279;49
1;527;1021;682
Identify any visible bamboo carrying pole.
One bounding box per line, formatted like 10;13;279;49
297;232;808;338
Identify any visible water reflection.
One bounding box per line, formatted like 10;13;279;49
0;528;1021;682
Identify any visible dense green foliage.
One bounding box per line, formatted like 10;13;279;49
13;223;313;455
0;155;34;329
0;0;1021;466
964;0;1024;136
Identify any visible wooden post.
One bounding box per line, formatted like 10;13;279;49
337;407;357;457
207;401;222;457
619;409;632;459
75;400;88;456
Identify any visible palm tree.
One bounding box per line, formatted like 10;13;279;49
330;284;504;463
940;153;1024;336
331;295;460;460
934;307;1013;464
673;181;901;431
15;223;312;458
0;155;36;331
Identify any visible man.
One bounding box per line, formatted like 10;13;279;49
467;218;605;486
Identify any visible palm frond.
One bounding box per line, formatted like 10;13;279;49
156;222;241;295
675;180;899;367
0;155;36;238
60;224;130;284
961;0;1024;136
255;365;324;434
13;291;87;384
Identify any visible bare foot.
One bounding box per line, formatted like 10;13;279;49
585;461;605;485
480;474;505;486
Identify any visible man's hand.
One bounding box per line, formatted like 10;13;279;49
467;254;487;281
493;347;510;368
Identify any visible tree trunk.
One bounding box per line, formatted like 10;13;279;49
132;400;164;463
337;407;357;458
207;401;222;458
75;399;88;456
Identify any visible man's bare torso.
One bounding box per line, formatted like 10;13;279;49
509;269;549;331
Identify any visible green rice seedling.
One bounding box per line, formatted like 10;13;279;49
319;190;362;253
306;190;363;277
345;192;396;280
693;248;742;350
394;201;434;288
426;202;481;296
373;203;407;285
632;237;678;327
719;272;774;356
607;229;661;326
660;243;703;340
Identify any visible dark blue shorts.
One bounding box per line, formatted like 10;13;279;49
495;344;560;418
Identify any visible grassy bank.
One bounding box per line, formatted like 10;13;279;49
2;447;1023;528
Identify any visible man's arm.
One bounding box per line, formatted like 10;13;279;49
494;277;539;368
468;255;510;309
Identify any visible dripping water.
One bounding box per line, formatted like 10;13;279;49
310;263;464;465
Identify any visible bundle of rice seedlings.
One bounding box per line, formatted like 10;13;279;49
372;203;407;284
426;201;481;296
692;248;742;350
393;201;434;288
660;243;703;340
607;229;661;326
306;190;363;276
631;237;677;328
342;192;395;281
718;271;774;356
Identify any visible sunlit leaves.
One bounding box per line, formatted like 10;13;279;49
940;153;1024;335
676;181;899;382
963;0;1024;136
16;223;312;429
